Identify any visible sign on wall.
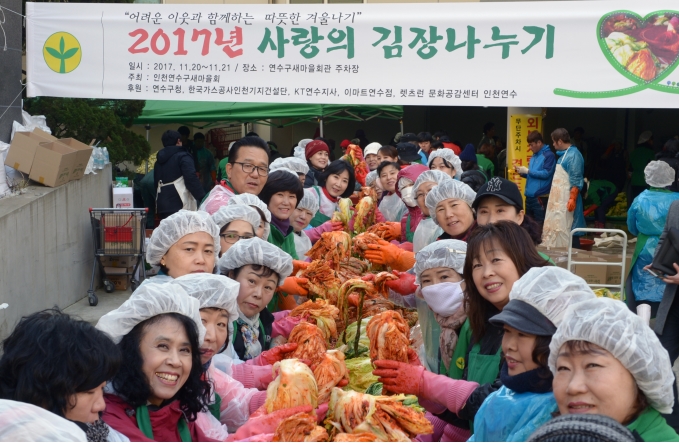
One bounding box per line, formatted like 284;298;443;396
26;1;679;107
507;114;543;202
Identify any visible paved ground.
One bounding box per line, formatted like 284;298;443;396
63;288;133;326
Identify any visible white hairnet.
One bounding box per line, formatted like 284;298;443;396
645;160;675;188
171;274;239;324
146;210;220;266
414;239;467;284
217;237;293;286
425;180;477;223
509;267;596;327
270;157;309;175
297;188;320;215
293;139;314;160
427;149;463;179
227;193;271;223
0;400;87;442
272;167;300;179
413;169;454;197
549;297;674;414
211;205;261;233
366;170;378;187
96;282;206;345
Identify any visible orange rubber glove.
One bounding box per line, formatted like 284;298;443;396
363;239;416;272
373;360;425;396
292;259;310;275
385;270;418;295
567;186;579;212
373;222;401;241
277;277;309;296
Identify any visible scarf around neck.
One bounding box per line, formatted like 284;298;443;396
236;307;262;360
321;186;339;203
500;362;554;394
270;214;291;236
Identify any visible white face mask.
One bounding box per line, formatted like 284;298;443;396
400;186;417;207
421;281;465;317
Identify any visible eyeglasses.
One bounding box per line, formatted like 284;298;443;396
220;233;255;244
233;162;269;177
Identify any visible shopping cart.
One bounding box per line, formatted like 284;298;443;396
87;208;147;306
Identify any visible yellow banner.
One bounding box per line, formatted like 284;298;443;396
508;114;542;205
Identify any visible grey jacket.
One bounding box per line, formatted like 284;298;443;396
654;200;679;335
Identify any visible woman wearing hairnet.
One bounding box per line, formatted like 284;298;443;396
470;267;595;442
97;284;213;441
290;188;320;260
395;164;429;244
145;210;220;284
627;161;679;317
412;170;452;253
359;179;477;273
0;309;123;442
217;238;296;362
211;205;261;258
269;157;309;185
428;148;463;180
227;192;272;240
550;297;679;441
0;399;89;442
170;274;295;436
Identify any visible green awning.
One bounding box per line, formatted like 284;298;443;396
134;101;403;127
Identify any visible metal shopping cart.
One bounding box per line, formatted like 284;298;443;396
568;228;628;298
87;208;147;306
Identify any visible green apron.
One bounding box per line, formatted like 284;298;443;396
405;215;415;243
136;405;192;442
207;393;222;420
445;319;502;385
310;186;332;228
268;226;299;260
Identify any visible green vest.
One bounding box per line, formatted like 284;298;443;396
268;225;299;260
476;154;495;177
444;319;502;385
628;407;679;442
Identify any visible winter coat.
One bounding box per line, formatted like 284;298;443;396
153;145;205;216
304;164;324;188
628;407;679;442
102;394;213;442
522;145;556;198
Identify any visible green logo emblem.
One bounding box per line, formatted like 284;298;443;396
43;32;81;74
555;10;679;98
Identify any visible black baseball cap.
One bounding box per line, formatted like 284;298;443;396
396;142;422;162
472;177;523;210
489;299;556;336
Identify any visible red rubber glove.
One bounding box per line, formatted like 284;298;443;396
228;405;313;441
292;260;310;275
567;186;579;212
278;277;309;296
257;342;298;365
373;360;425;396
323;221;345;232
385;270;418;295
361;273;376;282
407;347;423;367
363;239;416;272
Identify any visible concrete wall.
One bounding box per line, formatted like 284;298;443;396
0;164;112;340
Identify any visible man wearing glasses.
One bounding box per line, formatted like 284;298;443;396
201;136;271;215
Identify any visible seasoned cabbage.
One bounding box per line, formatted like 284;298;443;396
265;359;318;413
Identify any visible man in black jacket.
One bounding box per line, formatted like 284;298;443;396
154;130;205;220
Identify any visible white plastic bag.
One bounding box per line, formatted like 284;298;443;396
11;111;52;140
0;142;9;197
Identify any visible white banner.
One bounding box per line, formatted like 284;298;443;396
26;1;679;107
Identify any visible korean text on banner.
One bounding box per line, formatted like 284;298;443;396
25;1;679;107
508;114;543;204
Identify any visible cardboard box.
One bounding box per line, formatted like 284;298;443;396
104;266;132;291
589;251;633;286
100;256;134;268
29;141;77;187
54;138;93;181
113;187;134;209
4;130;57;174
570;253;608;285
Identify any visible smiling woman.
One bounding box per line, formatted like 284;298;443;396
96;284;212;442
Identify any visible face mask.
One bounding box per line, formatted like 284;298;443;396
421;281;464;317
400;186;417;207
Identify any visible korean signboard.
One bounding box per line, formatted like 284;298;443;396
507;114;543;202
26;0;679;107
